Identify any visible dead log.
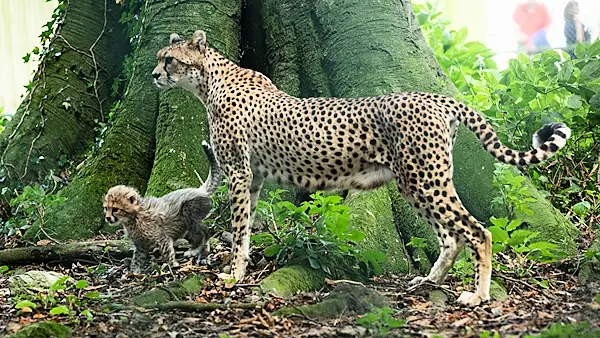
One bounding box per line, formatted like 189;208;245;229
0;240;132;266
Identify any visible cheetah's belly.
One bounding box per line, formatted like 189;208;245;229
251;154;395;192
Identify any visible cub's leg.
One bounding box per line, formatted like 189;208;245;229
156;236;179;268
130;246;149;273
181;196;212;260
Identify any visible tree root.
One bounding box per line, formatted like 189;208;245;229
0;240;132;266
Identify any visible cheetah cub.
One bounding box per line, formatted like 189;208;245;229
103;141;222;273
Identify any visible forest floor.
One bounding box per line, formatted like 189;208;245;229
1;233;600;338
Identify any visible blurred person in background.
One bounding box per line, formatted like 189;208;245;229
563;1;591;58
513;0;552;54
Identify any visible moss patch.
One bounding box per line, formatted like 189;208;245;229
275;284;388;319
345;188;410;274
260;263;326;298
132;274;205;307
8;321;71;338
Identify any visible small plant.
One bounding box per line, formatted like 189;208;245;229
2;184;66;238
251;190;386;276
491;163;537;217
356;306;405;337
450;251;475;286
13;277;99;322
488;164;565;275
480;331;501;338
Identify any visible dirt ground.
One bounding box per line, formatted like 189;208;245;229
1;234;600;338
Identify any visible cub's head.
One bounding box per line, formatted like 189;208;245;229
152;30;208;93
103;185;141;225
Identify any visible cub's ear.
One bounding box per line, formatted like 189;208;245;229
170;33;183;44
192;30;207;54
126;192;138;205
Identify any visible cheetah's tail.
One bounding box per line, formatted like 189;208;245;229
199;140;223;194
456;105;571;166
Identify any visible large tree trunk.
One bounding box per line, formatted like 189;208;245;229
255;0;577;274
0;0;129;217
146;1;242;196
23;0;242;242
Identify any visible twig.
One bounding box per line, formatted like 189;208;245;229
325;278;365;287
150;301;261;312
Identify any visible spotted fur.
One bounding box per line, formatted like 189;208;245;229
152;31;571;306
103;140;222;273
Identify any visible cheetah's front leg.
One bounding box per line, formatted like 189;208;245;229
227;171;253;281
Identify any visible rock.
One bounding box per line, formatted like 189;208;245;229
8;270;74;295
337;325;368;337
428;289;448;307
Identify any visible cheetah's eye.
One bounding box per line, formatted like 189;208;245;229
112;207;120;213
165;56;174;65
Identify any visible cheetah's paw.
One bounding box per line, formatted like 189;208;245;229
456;291;484;307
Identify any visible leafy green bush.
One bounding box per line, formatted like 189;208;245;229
251;190;386;277
1;184;66;238
415;1;599;228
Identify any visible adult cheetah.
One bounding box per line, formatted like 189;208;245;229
152;30;571;306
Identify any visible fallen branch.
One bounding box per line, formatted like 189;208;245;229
0;240;133;266
150;301;261;312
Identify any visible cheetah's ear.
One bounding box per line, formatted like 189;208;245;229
126;192;138;205
170;33;183;44
192;30;206;54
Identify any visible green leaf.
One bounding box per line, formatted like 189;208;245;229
580;62;600;83
308;256;321;270
406;237;426;248
492;243;505;254
15;300;37;309
362;249;387;263
263;244;282;258
573;201;591;217
346;229;365;242
528;241;558;251
80;309;93;321
75;280;87;289
506;219;522;232
49;305;70;315
489;226;509;243
387;318;406;328
589;39;600;57
84;291;100;299
453;27;468;46
558;61;574;82
589;93;600;111
567;95;583;110
489;217;508;228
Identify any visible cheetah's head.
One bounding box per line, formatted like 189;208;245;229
103;185;141;225
152;30;208;94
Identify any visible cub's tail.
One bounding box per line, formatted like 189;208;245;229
453;102;571;166
200;140;223;194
